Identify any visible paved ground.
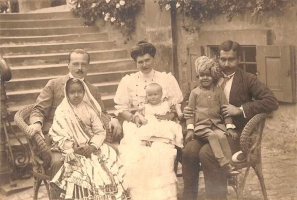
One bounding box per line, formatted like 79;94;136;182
1;145;296;200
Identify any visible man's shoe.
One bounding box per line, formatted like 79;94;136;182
232;151;246;163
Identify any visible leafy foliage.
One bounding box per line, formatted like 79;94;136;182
158;0;290;22
73;0;143;38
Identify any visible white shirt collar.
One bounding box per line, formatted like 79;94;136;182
222;71;236;79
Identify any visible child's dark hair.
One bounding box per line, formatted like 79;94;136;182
66;78;85;96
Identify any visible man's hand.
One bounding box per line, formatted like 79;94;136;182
82;145;97;158
183;106;195;119
109;117;122;138
225;129;238;140
221;104;242;118
185;130;194;145
27;123;42;138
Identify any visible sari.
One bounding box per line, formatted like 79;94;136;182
49;79;130;200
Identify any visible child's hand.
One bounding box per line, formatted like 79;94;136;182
134;116;141;127
73;146;85;156
82;145;97;158
134;115;147;127
185;130;194;145
226;129;238;140
63;140;74;150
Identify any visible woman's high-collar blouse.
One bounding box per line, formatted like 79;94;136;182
114;70;183;115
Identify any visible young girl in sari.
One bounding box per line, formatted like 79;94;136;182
49;78;130;200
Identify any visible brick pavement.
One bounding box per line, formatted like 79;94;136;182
1;146;296;200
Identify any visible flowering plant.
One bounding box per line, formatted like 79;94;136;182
157;0;290;22
73;0;143;37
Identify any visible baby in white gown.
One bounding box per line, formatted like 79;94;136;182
122;83;183;148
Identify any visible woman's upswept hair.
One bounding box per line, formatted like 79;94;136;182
195;56;222;80
130;41;156;61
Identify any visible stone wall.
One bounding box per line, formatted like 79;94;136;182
175;1;297;97
95;1;174;74
174;1;297;153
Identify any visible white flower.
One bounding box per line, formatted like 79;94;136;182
91;3;96;7
165;4;171;10
119;0;125;6
102;12;105;15
120;22;125;26
111;17;116;22
176;2;180;8
77;3;80;8
104;13;110;21
106;0;110;3
116;3;120;8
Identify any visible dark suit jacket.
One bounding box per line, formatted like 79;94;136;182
30;75;106;133
229;68;278;131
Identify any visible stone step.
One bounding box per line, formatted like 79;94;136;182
0;18;84;28
0;12;75;21
0;26;98;37
10;59;134;79
0;33;109;45
1;41;116;55
7;94;117;123
7;83;119;109
6;70;135;93
4;49;129;66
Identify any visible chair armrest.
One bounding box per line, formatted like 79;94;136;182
14;105;52;170
14;104;34;136
240;113;268;154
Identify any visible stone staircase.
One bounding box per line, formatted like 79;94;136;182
0;11;135;143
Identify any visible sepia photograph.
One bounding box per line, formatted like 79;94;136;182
0;0;296;199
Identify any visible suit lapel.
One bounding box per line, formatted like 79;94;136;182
60;75;70;97
229;68;243;105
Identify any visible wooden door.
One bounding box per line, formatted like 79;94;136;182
186;45;204;90
257;46;296;102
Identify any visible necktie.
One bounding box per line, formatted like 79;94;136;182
221;74;234;89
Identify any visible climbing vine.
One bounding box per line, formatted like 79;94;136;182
73;0;143;38
158;0;291;21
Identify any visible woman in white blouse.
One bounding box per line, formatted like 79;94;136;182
114;41;183;200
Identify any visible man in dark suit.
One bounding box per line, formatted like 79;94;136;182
27;49;122;199
182;40;278;200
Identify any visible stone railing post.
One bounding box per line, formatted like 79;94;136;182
144;0;174;74
18;0;51;13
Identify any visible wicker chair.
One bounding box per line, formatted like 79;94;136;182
175;113;269;200
229;113;269;200
14;104;120;200
14;104;51;200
